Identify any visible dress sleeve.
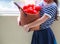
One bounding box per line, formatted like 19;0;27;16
44;6;57;18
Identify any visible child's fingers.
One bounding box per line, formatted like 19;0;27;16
30;26;40;31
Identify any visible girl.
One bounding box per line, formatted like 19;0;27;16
18;0;58;44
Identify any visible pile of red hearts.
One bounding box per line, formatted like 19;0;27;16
23;4;42;15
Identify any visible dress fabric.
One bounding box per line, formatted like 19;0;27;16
31;2;57;44
31;27;57;44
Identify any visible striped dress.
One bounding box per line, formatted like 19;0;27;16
31;2;57;44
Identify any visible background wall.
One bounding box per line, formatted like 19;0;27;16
0;16;60;44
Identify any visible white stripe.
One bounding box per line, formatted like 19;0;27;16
44;13;51;18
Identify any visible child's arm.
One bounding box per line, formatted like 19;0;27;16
24;14;50;29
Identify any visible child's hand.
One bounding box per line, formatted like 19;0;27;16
23;25;30;32
23;24;40;32
30;26;40;31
